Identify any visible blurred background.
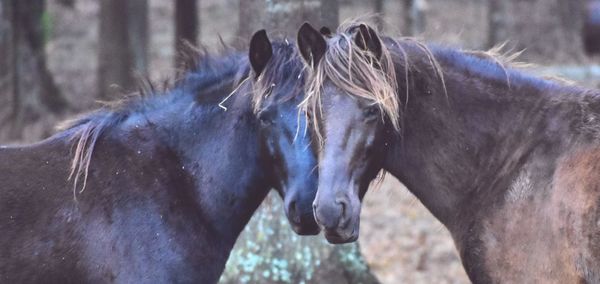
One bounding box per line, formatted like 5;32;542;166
1;0;600;283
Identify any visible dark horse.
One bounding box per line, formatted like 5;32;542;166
298;22;600;282
0;31;318;283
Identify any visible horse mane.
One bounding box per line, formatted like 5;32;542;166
300;20;400;145
300;19;581;145
250;39;306;113
61;46;247;199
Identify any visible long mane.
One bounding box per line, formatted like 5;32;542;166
62;48;247;199
300;21;400;144
299;20;564;145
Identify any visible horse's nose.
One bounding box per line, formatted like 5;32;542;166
285;198;301;224
314;196;349;230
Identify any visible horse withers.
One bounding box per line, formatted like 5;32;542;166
0;31;318;283
298;22;600;283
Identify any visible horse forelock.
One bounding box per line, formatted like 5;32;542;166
250;40;306;113
300;21;400;145
300;20;560;147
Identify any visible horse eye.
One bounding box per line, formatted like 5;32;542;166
363;106;379;120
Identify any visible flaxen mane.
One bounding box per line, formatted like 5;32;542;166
63;49;247;199
300;21;400;144
300;20;553;146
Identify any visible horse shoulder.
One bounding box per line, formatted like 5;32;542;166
552;146;600;282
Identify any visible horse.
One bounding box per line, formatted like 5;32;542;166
297;22;600;283
0;31;318;283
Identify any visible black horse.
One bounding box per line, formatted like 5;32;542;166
0;31;318;283
298;22;600;282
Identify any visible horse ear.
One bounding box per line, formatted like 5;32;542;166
249;29;273;78
320;26;332;37
354;24;382;59
297;22;327;67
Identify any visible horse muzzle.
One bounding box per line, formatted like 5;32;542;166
313;192;361;244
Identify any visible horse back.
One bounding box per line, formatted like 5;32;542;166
0;133;224;283
0;138;87;283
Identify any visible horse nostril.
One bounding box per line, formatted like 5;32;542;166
336;198;350;227
338;200;347;218
288;200;300;223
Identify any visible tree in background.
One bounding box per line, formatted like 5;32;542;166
221;1;378;283
487;0;585;63
238;0;339;40
175;0;198;68
487;0;508;49
128;0;149;75
403;0;426;36
264;0;322;36
238;0;265;41
0;0;13;136
220;193;379;284
97;0;148;99
322;0;339;31
374;0;385;31
0;0;68;141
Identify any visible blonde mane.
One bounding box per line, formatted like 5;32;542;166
300;21;400;144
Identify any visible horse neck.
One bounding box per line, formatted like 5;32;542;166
119;84;271;245
383;48;590;230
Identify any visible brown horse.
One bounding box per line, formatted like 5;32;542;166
297;22;600;283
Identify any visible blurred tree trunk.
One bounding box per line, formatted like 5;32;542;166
98;0;132;99
237;0;265;41
402;0;426;36
223;2;379;282
0;0;14;133
220;192;379;284
128;0;149;76
0;0;68;142
487;0;585;64
583;0;600;55
487;0;508;49
98;0;148;99
264;0;322;37
56;0;75;8
238;0;339;40
322;0;339;30
374;0;385;31
174;0;198;68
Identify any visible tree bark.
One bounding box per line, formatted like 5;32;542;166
237;0;265;41
265;0;322;37
98;0;132;99
0;0;14;134
487;0;508;49
374;0;385;31
402;0;426;36
128;0;149;76
220;192;380;284
222;3;379;282
321;0;339;31
0;0;68;142
237;0;339;42
488;0;585;64
174;0;198;67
